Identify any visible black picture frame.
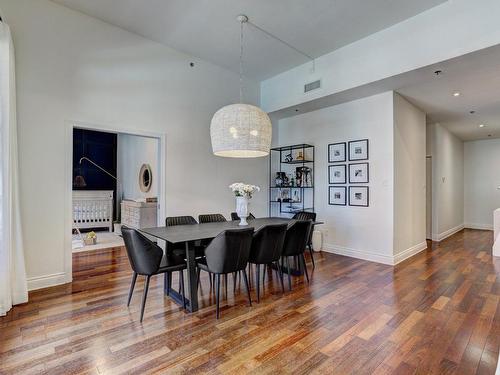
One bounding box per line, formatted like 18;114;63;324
349;186;369;207
328;142;346;163
329;164;346;184
348;139;369;161
348;162;369;184
329;186;347;206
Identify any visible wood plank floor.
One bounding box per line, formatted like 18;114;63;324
1;229;499;374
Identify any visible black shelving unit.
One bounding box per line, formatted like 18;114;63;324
269;144;315;217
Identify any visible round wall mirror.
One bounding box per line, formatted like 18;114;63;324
139;164;153;193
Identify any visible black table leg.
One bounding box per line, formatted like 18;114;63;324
185;241;198;312
163;241;199;313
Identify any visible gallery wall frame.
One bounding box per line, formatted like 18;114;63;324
329;164;347;184
349;186;369;207
328;142;346;163
348;162;369;184
348;139;369;161
329;186;347;206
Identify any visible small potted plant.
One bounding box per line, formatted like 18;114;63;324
84;231;97;246
229;182;260;226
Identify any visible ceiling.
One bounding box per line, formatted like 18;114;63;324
397;45;500;141
51;0;446;81
272;44;500;142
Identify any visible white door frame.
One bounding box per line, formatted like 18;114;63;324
64;120;166;283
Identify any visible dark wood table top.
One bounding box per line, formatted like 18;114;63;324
141;217;323;244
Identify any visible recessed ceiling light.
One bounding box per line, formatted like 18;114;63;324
479;124;486;128
453;92;461;97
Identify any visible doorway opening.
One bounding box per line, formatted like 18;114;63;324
65;122;166;281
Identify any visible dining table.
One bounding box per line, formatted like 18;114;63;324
141;217;323;313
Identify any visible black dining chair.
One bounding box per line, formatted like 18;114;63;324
196;228;253;319
122;226;187;322
198;213;227;223
281;220;312;291
248;224;287;302
166;215;197;227
231;212;256;221
292;211;317;269
165;215;205;290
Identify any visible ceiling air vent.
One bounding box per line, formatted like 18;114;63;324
304;79;321;93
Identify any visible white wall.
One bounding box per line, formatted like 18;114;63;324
279;92;395;264
464;139;500;230
393;93;427;260
427;123;464;240
1;0;268;290
117;134;159;201
261;0;500;113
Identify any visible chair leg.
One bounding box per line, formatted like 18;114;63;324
215;274;221;319
301;253;310;283
140;275;151;322
308;244;316;269
197;268;201;287
165;272;172;296
242;269;252;307
127;272;137;306
209;272;213;289
274;261;284;293
225;274;229;298
233;272;237;292
180;270;186;309
256;264;260;303
286;256;292;291
247;264;252;290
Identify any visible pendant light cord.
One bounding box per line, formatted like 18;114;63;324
239;19;244;103
246;19;315;73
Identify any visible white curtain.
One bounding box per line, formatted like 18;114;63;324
0;21;28;316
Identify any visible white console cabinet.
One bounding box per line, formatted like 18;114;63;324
121;200;158;229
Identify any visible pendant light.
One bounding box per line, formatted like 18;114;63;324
210;15;272;158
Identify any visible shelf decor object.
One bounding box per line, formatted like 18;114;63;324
348;139;369;161
269;144;315;217
229;182;260;226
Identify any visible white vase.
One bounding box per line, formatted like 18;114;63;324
236;196;249;226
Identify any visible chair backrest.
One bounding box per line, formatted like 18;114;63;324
121;226;163;275
198;213;227;223
282;220;312;257
230;212;256;221
249;224;287;264
166;215;197;227
204;228;254;274
292;211;317;222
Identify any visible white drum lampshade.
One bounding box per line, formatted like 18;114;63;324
210;103;272;158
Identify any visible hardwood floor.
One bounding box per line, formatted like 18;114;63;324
1;229;499;374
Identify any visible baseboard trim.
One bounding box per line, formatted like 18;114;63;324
322;244;394;265
464;223;493;231
323;240;428;266
27;272;70;291
393;241;428;265
433;224;465;242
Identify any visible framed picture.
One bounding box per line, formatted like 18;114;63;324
349;186;369;207
349;163;369;184
348;139;369;161
329;164;346;184
329;186;347;206
328;142;346;163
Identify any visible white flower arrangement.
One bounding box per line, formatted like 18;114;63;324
229;182;260;198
